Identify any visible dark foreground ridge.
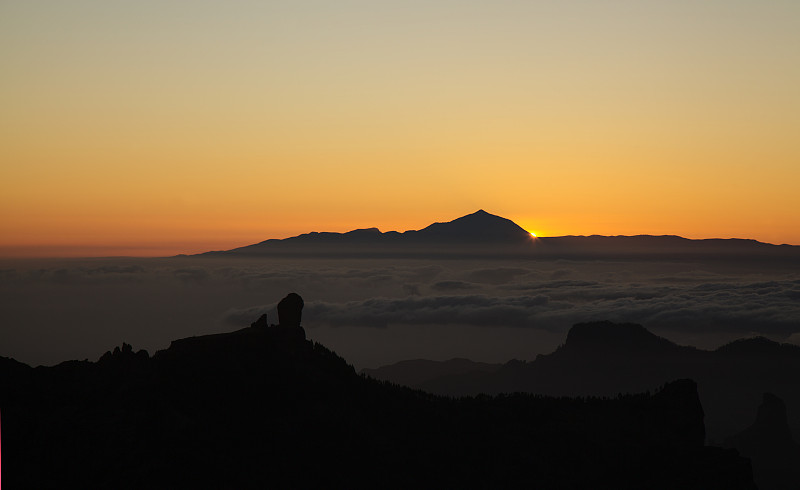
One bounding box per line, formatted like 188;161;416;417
1;296;755;489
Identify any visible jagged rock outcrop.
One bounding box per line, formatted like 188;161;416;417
248;292;307;342
98;342;150;364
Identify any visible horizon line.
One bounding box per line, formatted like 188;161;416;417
2;231;798;260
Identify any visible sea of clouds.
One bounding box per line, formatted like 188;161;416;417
2;256;799;368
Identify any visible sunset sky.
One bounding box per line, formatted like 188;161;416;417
2;0;799;257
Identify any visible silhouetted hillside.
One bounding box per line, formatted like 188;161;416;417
366;322;800;490
203;209;532;258
726;393;800;490
536;234;800;259
1;302;755;489
381;322;800;439
404;209;532;243
192;210;800;260
361;358;503;387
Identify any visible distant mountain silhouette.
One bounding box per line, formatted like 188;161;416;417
366;321;800;490
198;209;534;258
191;210;800;260
405;209;532;243
536;235;800;261
371;322;800;437
0;297;755;489
726;393;800;490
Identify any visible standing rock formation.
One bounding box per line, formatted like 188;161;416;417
277;292;304;327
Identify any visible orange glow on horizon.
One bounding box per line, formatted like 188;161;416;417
1;208;798;258
2;2;799;257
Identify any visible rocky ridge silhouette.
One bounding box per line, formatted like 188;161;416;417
365;321;800;490
372;322;800;435
1;296;755;489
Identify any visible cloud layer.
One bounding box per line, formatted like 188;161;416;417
2;256;799;367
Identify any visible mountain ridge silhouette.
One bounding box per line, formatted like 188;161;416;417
363;321;800;490
365;322;800;439
190;210;800;259
1;301;756;489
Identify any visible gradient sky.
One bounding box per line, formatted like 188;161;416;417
2;0;799;256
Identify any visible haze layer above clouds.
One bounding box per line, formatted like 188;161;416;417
2;256;799;369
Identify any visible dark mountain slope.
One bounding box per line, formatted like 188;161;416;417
361;358;503;387
413;322;707;396
534;235;800;260
379;322;800;490
207;209;534;257
404;209;532;243
1;311;754;489
726;393;800;490
392;322;800;441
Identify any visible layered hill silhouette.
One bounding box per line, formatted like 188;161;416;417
364;321;800;490
194;209;800;260
365;322;800;437
1;296;756;489
727;393;800;490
